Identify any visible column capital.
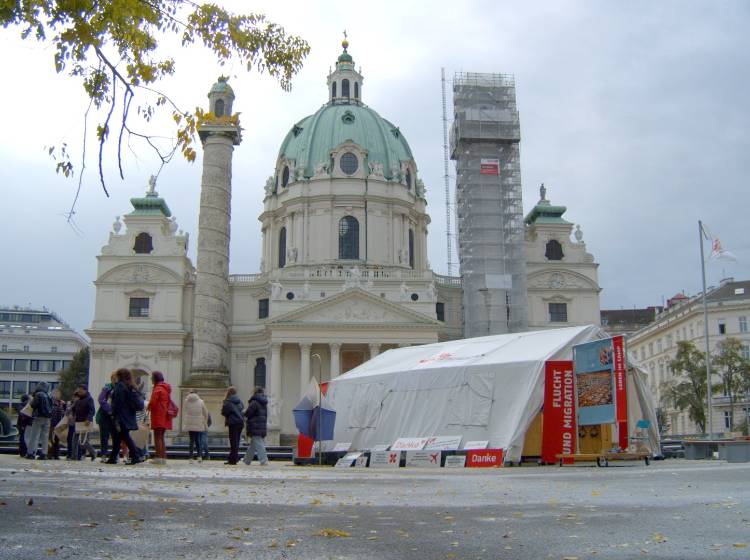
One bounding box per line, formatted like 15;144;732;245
271;342;282;351
299;342;312;351
329;342;342;350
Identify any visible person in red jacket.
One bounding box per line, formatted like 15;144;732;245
147;371;172;465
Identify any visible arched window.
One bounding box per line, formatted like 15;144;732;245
354;82;359;99
405;168;412;189
133;232;153;254
342;79;350;98
338;216;359;260
254;358;266;389
408;229;415;268
214;98;225;117
281;165;290;188
278;227;287;268
545;239;564;261
331;81;337;98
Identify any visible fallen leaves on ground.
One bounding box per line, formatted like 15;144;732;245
315;528;351;538
651;533;667;544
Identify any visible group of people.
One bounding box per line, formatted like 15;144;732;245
16;370;269;467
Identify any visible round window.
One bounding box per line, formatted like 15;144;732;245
410;293;419;301
282;165;290;188
340;152;358;175
286;292;295;300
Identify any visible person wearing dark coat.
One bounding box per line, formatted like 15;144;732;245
106;368;145;465
220;386;244;465
48;390;66;459
71;385;97;461
25;382;53;460
242;387;269;466
97;372;117;458
16;394;32;457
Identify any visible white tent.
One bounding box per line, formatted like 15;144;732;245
326;325;660;462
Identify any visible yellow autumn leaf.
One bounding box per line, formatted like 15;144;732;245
315;528;351;538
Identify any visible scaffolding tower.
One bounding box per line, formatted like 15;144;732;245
450;72;528;336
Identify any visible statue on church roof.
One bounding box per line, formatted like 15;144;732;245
539;182;546;202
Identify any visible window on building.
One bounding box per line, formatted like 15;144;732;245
13;359;28;372
405;168;412;189
258;298;269;319
666;334;673;348
281;165;290;188
128;297;150;318
648;343;654;357
0;380;10;399
133;232;153;254
331;81;337;98
724;411;731;429
741;345;750;361
690;325;694;338
740;316;747;333
340;152;358;175
12;381;26;398
408;229;415;269
30;360;39;371
545;239;564;261
62;361;71;370
718;320;726;335
278;227;286;268
354;81;359;99
1;344;5;352
254;358;266;389
53;360;63;372
659;362;665;384
338;216;359;260
549;302;567;322
436;302;445;322
640;348;645;361
50;346;57;353
214;98;225;117
342;78;350;98
657;339;663;353
682;327;687;340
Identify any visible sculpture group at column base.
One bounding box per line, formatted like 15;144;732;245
185;368;230;389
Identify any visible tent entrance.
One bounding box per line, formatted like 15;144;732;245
522;413;615;461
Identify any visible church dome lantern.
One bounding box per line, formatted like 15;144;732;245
208;76;235;117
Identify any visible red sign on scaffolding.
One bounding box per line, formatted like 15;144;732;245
480;158;500;175
541;361;576;464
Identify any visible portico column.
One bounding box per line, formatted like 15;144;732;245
269;343;282;427
330;342;341;379
369;343;381;360
299;342;311;398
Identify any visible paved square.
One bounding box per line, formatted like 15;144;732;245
0;455;748;559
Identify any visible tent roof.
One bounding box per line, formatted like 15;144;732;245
334;325;603;382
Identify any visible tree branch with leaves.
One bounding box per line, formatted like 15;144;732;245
1;0;309;209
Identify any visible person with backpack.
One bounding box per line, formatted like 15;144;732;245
48;389;66;460
71;385;97;461
220;386;244;465
147;371;175;465
242;387;269;466
24;381;53;460
107;368;145;465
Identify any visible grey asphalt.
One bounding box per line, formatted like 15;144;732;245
0;455;748;559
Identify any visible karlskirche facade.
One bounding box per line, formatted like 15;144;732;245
86;42;601;443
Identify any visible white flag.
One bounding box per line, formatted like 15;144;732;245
703;224;737;262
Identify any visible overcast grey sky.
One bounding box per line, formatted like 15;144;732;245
1;0;748;335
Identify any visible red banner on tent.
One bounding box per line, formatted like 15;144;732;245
541;361;576;464
465;449;504;467
612;336;628;448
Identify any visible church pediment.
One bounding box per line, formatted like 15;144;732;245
527;269;599;291
270;288;438;326
98;263;184;284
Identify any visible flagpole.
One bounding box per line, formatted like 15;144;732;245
699;220;713;438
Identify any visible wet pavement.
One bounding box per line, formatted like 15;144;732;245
0;455;749;559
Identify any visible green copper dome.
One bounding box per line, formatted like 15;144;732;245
277;103;414;180
209;76;234;98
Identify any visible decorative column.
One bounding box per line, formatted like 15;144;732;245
268;342;282;427
329;342;341;379
188;77;241;387
369;343;381;360
299;342;311;397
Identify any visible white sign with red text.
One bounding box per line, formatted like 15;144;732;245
405;450;442;468
423;436;462;451
391;437;429;451
370;450;401;468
